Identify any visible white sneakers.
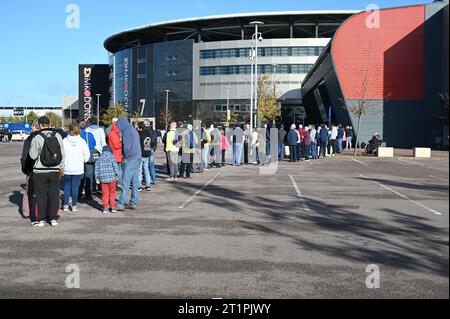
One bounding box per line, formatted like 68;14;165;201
31;220;59;227
32;221;45;228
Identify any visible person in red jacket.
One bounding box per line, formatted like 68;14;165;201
107;120;123;188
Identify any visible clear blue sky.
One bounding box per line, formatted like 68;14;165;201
0;0;427;106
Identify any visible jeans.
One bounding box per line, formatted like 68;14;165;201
312;142;318;159
64;175;81;206
140;157;151;188
278;143;285;160
149;151;157;184
168;151;179;177
296;143;302;160
304;145;311;160
347;138;353;149
79;164;95;200
233;143;243;165
202;146;210;169
118;158;141;208
337;139;343;153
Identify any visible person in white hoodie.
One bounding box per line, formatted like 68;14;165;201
63;124;91;212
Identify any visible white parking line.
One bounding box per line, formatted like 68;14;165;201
289;174;311;212
398;159;424;166
178;172;220;209
352;158;369;167
359;174;442;216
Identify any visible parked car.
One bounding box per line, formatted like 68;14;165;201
11;130;30;142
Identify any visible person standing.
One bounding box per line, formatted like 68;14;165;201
116;117;142;211
330;124;338;156
298;125;305;160
319;124;329;159
303;127;312;161
278;125;287;161
220;129;229;167
20;121;40;220
138;122;152;192
79;121;97;201
180;124;196;179
201;125;211;171
346;126;354;150
244;124;252;165
62;124;90;213
337;124;344;154
310;125;318;160
166;122;180;182
146;121;158;185
287;124;299;163
107;120;123;188
95;146;120;214
29;116;65;227
233;126;244;166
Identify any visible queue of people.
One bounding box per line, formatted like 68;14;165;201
19;115;358;227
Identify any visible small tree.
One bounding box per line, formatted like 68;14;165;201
26;111;39;124
45;112;62;128
102;103;128;127
257;75;279;126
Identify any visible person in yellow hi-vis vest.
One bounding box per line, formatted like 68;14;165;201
165;122;179;182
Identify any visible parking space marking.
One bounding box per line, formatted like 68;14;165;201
178;172;221;209
352;158;369;167
359;174;442;216
289;174;311;212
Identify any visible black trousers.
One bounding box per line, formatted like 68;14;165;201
244;142;249;164
289;145;297;162
33;172;60;222
180;153;194;178
330;139;337;155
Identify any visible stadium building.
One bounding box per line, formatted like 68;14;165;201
104;11;357;127
301;0;449;149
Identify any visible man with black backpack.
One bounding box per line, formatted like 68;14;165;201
29;116;65;227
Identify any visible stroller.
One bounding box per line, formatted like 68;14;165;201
363;134;383;156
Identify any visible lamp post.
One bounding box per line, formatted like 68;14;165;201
226;85;231;123
249;49;255;131
96;94;101;125
164;90;171;129
272;64;278;96
250;21;264;129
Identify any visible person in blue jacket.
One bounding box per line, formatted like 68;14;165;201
115;117;142;211
286;124;299;163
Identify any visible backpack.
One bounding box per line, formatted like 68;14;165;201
86;133;100;164
39;131;62;167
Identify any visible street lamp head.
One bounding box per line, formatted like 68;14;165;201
250;21;264;25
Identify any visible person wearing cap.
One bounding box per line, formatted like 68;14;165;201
79;121;97;201
29;116;65;227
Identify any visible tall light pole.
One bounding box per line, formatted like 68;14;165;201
272;63;278;96
250;21;264;129
226;85;231;123
249;49;255;131
96;94;101;125
164;90;171;129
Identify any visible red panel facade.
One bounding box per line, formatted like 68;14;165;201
332;5;425;100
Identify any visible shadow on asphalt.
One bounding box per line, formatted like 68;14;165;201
167;180;449;279
356;176;449;193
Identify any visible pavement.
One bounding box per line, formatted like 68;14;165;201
0;142;448;299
